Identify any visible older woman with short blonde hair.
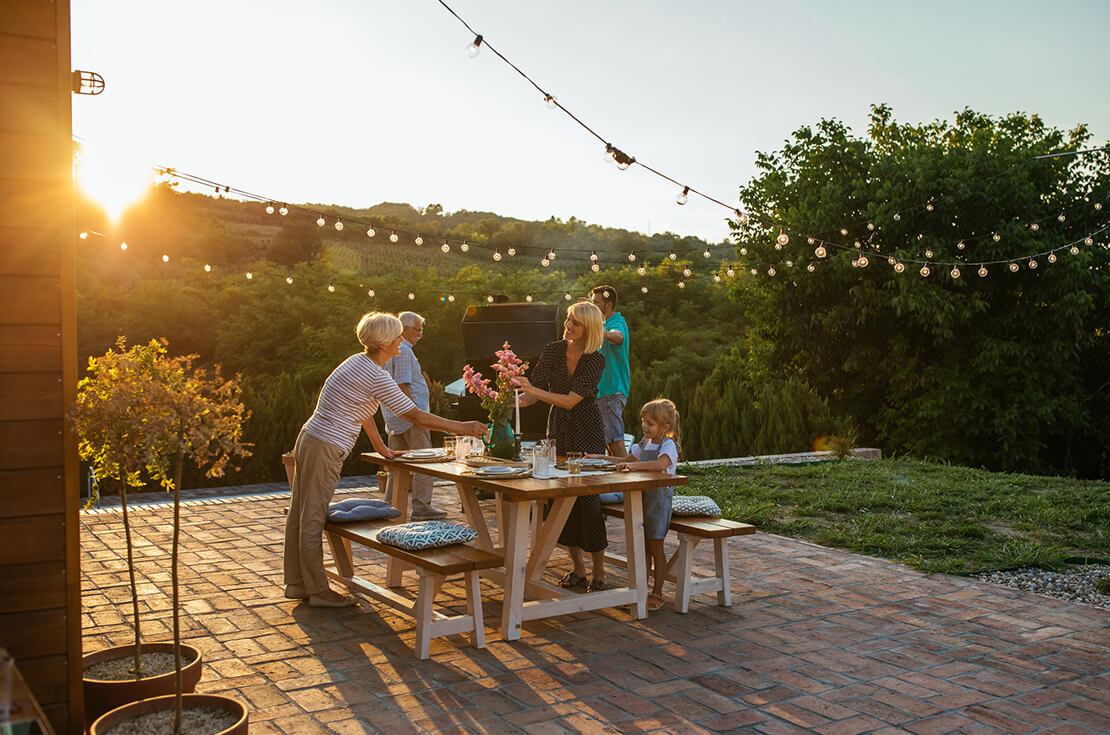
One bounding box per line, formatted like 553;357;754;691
513;300;611;591
285;311;486;608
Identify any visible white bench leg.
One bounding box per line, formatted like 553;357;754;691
414;572;440;660
674;534;698;614
464;570;485;649
713;537;732;607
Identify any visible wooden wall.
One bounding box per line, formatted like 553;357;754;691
0;1;83;732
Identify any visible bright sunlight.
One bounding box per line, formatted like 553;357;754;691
74;139;156;221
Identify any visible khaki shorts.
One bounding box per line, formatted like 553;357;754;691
597;393;627;444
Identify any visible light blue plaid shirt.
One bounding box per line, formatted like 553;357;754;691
382;340;429;434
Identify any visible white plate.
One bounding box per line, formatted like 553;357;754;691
475;465;518;475
578;458;612;467
404;449;446;459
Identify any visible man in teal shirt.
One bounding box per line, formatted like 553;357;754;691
590;285;630;457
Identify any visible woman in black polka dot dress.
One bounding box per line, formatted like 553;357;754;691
513;301;610;591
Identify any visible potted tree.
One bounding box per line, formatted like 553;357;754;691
75;339;205;723
83;339;252;734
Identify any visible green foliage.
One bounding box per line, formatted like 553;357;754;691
733;105;1110;477
686;458;1109;574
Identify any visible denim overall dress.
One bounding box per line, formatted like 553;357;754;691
637;439;675;540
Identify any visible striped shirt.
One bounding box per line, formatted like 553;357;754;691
302;353;417;454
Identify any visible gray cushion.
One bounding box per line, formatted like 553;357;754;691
377;520;479;551
671;495;722;517
598;492;624;505
327;497;400;522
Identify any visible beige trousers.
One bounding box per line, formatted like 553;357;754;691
387;426;436;516
283;429;346;595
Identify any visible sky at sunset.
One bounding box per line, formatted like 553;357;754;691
71;0;1110;242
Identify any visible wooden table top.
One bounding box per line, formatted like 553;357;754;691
362;452;686;501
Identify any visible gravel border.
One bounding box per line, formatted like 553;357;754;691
973;565;1110;609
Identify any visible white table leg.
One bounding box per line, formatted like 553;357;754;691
386;468;412;587
623;489;648;619
500;501;531;641
525;497;574;582
455;482;494;551
714;537;732;607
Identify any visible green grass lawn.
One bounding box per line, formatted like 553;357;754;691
683;457;1110;575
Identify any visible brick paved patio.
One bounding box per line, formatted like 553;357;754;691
81;481;1110;734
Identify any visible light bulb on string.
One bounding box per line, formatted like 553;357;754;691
857;256;869;268
867;222;876;232
1095;202;1103;211
926;202;935;212
590;250;598;262
1028;259;1038;269
279;206;288;216
1047;253;1057;264
733;209;750;225
316;216;325;227
853;241;862;249
265;204;275;215
493;250;502;261
1070;245;1080;255
617;159;631;171
368;289;376;297
1058;213;1066;222
334;220;344;231
919;265;931;278
1084;237;1094;246
407;292;415;300
750;268;758;276
390;231;399;243
665;251;676;261
543;94;557;109
677;281;686;288
285;276;293;284
441;241;450;253
459;240;469;252
162;254;170;263
327;284;336;293
1030;223;1040;232
637;266;646;276
887;256;897;266
726;267;735;278
525;295;533;302
807;237;815;245
840;228;849;237
120;242;128;251
415;235;423;245
591;263;600;272
447;294;455;302
806;263;816;273
713;274;721;282
682;267;692;277
894;262;906;273
564;293;572;301
1009;262;1020;272
79;231;88;240
547;249;556;260
925;249;934;259
957;241;966;250
767;267;776;277
978;265;988;278
950;267;961;279
204;263;212;272
815;246;827;258
640;286;648;293
541;258;550;267
486;295;494;303
507;246;516;256
603;144;616;164
776;230;789;247
851;258;859;268
367;227;376;238
893;213;902;221
628;251;636;262
739;247;748;256
992;233;1001;242
676;186;689;206
785;260;794;268
245;271;253;280
703;248;711;258
466;34;483;57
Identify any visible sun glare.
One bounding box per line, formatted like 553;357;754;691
75;142;156;221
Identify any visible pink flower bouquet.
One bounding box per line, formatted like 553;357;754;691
463;342;529;425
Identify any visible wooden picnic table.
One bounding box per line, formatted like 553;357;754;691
360;452;687;641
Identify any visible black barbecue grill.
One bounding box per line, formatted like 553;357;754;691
458;302;563;439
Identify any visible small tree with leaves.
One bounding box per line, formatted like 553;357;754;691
142;341;251;734
71;338;166;677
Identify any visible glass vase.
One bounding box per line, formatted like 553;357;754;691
485;419;519;460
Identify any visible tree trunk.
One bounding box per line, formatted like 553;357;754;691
171;446;185;735
119;471;143;676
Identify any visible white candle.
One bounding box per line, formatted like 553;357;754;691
514;390;521;435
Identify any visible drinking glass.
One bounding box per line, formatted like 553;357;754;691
566;452;584;474
0;647;12;724
442;436;457;460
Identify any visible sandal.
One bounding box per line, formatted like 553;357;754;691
586;578;610;592
647;594;665;611
558;571;588;589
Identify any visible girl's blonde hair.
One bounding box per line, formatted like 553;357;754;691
565;301;604;353
641;398;682;455
356;311;403;353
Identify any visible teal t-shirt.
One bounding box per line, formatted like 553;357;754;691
598;312;630;397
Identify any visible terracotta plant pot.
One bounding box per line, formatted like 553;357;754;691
90;693;248;735
83;643;203;725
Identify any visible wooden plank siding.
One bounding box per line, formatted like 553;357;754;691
0;1;82;732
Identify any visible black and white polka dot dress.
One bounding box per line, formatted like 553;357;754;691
530;340;608;551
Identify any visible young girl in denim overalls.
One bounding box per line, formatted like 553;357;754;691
596;398;680;611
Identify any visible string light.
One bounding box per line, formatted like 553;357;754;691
1009;262;1020;272
441;241;450;253
486;294;494;303
815;246;827;258
926;202;935;212
1058;213;1067;222
992;233;1001;242
327;284;336;292
894;262;905;273
525;294;533;302
1030;223;1040;232
541;257;550;267
590;250;598;262
367;227;376;238
544;94;557;109
507;246;516;256
245;271;253;280
286;276;293;284
702;248;711;258
120;242;128;251
591;263;600;272
279;206;288;216
390;231;400;243
79;231;89;239
919;265;931;277
957;241;966;250
415;235;424;245
676;186;689;206
466;34;483;58
713;274;721;282
767;267;776;277
668;252;677;261
867;222;876;231
637;266;646;276
840;228;849;237
265;204;275;215
204;263;212;272
162;254;169;263
547;249;557;260
733;209;750;225
776;230;789;247
1070;245;1080;255
368;289;376;297
493;249;502;261
1085;237;1094;246
640;286;648;293
447;294;455;302
677;281;686;288
1047;253;1057;263
950;266;961;279
628;251;636;261
726;267;735;277
739;247;748;256
978;265;988;277
408;292;415;300
564;292;572;301
1028;259;1038;269
806;263;816;272
334;220;344;231
316;216;325;227
682;267;692;277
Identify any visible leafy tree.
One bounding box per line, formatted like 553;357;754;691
268;217;323;266
732;105;1110;476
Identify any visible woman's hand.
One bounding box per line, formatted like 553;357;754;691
511;376;534;394
458;420;488;438
377;446;400;459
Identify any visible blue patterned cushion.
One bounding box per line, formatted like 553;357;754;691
376;520;479;551
327;498;400;522
598;492;624;505
671;495;722;517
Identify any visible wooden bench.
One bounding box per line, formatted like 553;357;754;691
323;519;502;659
601;504;755;613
